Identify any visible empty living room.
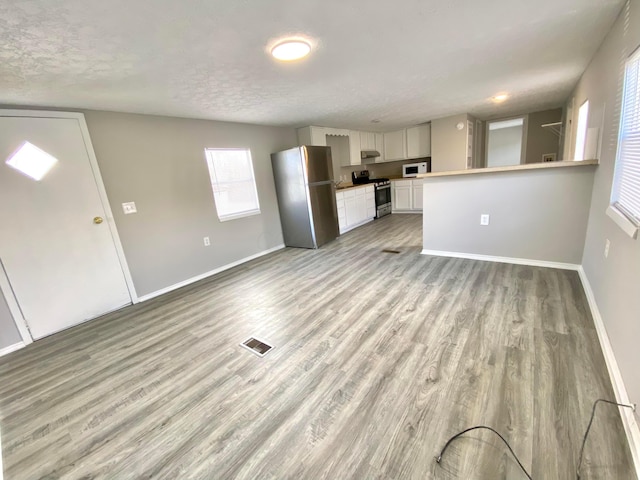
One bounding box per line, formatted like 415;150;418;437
0;0;639;479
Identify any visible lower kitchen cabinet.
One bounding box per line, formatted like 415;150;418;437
391;179;423;212
336;186;375;234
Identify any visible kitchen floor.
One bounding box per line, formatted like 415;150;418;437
0;214;635;479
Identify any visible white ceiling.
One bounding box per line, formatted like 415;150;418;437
0;0;624;130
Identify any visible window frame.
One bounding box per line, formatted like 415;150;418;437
607;46;640;239
204;147;261;222
574;100;590;161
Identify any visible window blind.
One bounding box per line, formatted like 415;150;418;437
205;148;261;221
612;47;640;225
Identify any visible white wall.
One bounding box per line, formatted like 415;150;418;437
569;0;640;421
422;166;596;264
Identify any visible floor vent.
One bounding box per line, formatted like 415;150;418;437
382;249;401;254
240;337;274;357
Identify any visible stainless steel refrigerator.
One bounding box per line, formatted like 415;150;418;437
271;146;339;249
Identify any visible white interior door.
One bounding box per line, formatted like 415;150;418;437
0;115;132;340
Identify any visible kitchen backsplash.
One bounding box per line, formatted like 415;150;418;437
339;157;430;181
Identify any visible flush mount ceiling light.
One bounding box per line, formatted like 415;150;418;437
270;39;311;61
492;93;509;103
5;141;58;181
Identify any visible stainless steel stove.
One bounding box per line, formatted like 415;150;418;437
351;170;391;218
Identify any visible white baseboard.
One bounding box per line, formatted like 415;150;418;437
339;218;374;235
137;244;286;302
392;210;422;214
578;266;640;477
420;249;580;271
0;341;25;357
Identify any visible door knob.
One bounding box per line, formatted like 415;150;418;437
93;216;104;224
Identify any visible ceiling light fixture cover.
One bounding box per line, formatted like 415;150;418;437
5;141;58;181
271;39;311;61
493;94;509;103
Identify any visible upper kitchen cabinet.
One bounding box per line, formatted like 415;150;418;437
406;124;431;158
384;124;431;161
347;131;361;166
384;129;407;161
360;132;376;151
374;133;385;163
298;123;430;165
297;126;350;147
298;126;358;167
297;126;327;146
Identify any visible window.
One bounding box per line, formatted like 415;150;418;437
574;100;589;160
608;47;640;239
205;148;260;221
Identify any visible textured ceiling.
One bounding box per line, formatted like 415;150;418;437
0;0;624;130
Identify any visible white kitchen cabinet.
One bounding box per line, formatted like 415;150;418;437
392;180;412;210
365;186;376;218
345;130;362;166
391;179;423;212
406;124;431;158
412;180;423;210
360;132;376;151
297;126;328;146
298;123;430;164
374;133;385;163
336;186;375;234
384;129;407;161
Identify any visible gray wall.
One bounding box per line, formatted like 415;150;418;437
83;111;297;297
487;125;523;167
569;0;640;413
422;166;596;264
0;290;21;348
431;113;469;172
525;109;562;163
0;110;297;345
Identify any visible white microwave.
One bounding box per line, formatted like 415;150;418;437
402;162;428;177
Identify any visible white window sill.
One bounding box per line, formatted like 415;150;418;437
218;209;261;222
606;205;639;239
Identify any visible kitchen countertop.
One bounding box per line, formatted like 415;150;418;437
416;160;598;179
335;183;374;192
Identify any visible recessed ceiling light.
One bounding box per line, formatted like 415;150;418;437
5;141;58;181
492;94;509;103
271;39;311;61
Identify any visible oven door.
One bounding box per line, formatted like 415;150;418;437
375;184;391;207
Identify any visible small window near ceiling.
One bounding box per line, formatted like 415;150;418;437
205;148;261;222
608;47;640;238
574;100;590;160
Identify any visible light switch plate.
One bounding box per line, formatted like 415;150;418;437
480;214;490;226
122;202;137;214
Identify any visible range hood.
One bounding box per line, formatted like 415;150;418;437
360;150;380;163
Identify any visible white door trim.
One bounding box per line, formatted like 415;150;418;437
0;109;138;345
0;260;32;346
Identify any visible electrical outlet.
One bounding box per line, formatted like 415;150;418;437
480;214;490;226
604;239;610;258
203;236;210;246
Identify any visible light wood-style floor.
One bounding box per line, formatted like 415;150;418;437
0;214;635;479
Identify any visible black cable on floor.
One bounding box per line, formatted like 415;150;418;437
434;398;635;479
435;425;532;479
576;399;635;479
